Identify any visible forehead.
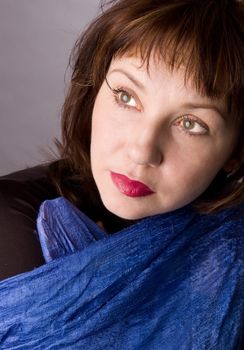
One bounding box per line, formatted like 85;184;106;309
108;54;226;111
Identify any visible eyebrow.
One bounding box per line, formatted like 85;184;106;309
182;103;226;121
109;68;146;91
109;68;226;121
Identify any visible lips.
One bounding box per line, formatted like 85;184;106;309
110;171;155;197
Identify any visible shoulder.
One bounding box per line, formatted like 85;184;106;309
0;164;58;281
189;203;244;285
0;164;58;224
190;203;244;285
189;204;243;343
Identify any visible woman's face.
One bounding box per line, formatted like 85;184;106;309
90;55;237;219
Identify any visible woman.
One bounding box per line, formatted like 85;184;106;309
0;0;243;348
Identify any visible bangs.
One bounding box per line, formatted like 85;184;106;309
104;0;243;123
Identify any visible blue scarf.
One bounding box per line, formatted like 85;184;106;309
0;197;243;349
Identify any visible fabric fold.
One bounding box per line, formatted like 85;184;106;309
37;197;108;262
0;197;243;349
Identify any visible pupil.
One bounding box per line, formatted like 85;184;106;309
184;120;194;129
122;93;130;103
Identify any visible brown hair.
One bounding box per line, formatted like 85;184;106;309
49;0;244;214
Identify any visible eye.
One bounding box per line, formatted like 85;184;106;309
105;77;140;111
175;115;209;135
115;89;137;108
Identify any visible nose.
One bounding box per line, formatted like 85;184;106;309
127;125;163;167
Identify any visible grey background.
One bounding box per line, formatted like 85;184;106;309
0;0;100;175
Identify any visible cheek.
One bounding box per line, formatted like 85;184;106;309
91;114;121;156
181;131;235;173
91;98;122;164
163;143;226;194
91;90;132;155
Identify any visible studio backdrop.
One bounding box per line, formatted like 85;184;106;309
0;0;99;175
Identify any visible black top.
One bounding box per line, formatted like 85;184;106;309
0;165;58;281
0;164;135;281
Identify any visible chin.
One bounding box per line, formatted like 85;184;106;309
106;205;147;220
101;197;168;220
101;197;151;220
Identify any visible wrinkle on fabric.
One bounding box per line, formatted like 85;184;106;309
0;197;243;349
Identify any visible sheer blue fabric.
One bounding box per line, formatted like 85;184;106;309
0;197;243;349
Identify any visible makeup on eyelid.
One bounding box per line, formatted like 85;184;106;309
108;83;209;136
113;88;139;110
106;66;226;128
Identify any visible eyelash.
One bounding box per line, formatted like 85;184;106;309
110;86;209;136
174;116;209;136
112;87;139;111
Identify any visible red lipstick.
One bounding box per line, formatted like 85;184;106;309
110;171;155;197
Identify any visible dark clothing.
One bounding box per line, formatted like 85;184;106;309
0;164;135;281
0;165;58;280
